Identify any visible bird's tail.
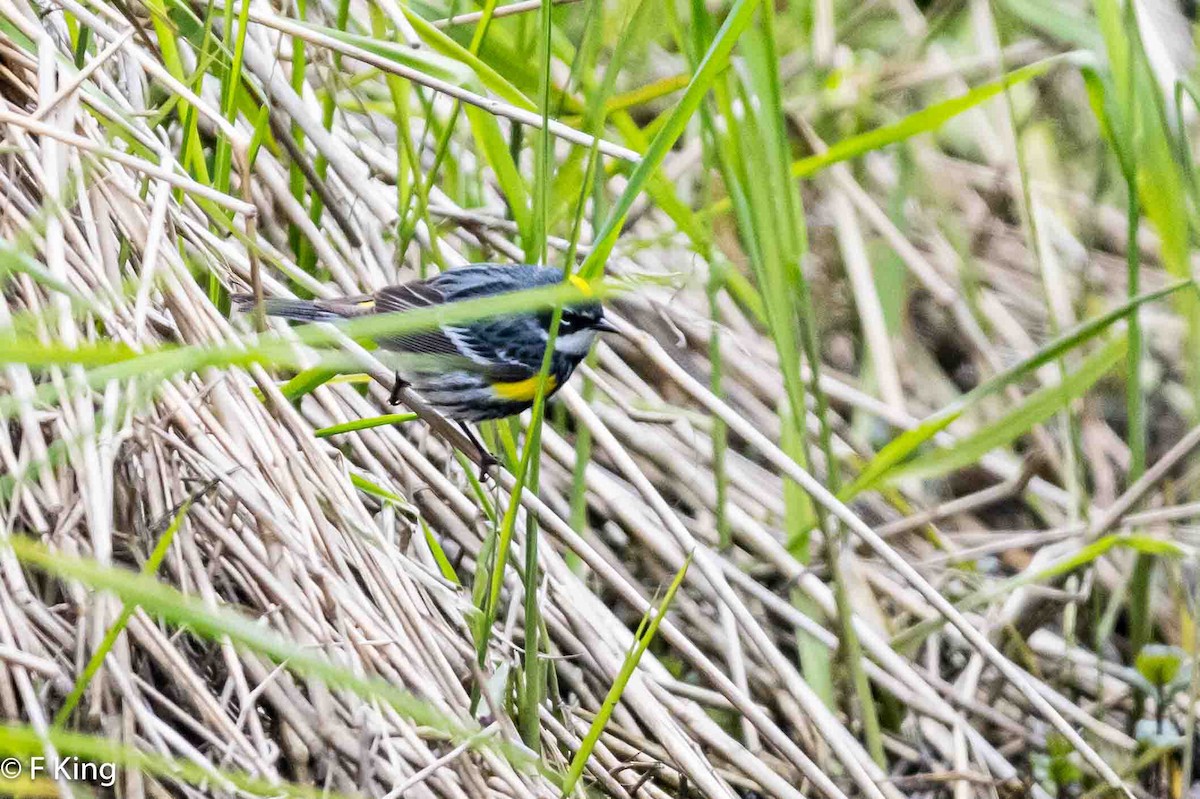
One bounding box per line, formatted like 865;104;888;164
232;293;345;323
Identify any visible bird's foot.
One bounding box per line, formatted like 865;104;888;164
388;374;409;406
478;451;499;483
457;421;498;482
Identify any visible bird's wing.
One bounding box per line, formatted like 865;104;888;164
372;278;532;378
311;294;377;317
370;279;464;358
375;279;447;313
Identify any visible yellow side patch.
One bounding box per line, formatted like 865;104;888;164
492;374;558;401
356;298;376;308
567;274;593;297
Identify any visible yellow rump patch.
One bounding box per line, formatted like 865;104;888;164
567;274;593;297
356;298;376;308
492;374;558;402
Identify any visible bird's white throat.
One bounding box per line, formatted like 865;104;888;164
554;329;598;356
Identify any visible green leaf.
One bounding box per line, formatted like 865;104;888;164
296;20;473;86
791;54;1082;179
892;532;1184;650
399;6;535;111
1135;644;1185;688
889;336;1127;482
5;535;532;767
246;103;271;169
1118;534;1187;557
1044;732;1084;787
278;368;342;401
998;0;1100;49
464;105;532;231
1079;64;1133;177
1028;534;1183;584
422;519;461;585
54;494;202;728
844;278;1191;496
841;408;961;499
578;0;760;278
349;472;413;509
560;553;692;795
0;242;83;300
0;336;136;368
315;412;419;437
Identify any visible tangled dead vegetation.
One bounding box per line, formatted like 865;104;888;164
3;1;1200;798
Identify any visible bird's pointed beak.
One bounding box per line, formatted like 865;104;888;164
593;317;622;335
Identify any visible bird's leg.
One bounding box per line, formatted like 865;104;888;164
388;373;409;406
457;421;498;480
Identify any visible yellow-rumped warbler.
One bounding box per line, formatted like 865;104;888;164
234;264;618;423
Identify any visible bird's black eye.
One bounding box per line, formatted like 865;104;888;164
538;309;580;333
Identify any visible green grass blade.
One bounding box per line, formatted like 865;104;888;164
299;0;350;273
844;278;1191;496
560;553;692;795
889;336;1127;482
464;105;532;231
278;367;340;401
400;5;536;111
314;413;419;437
791;54;1077;179
6;536;528;765
422;519;462;586
0;278;609;385
211;0;252;196
511;0;558;748
53;494;201;728
892;533;1185;651
293;20;475;86
348;473;413;509
578;0;760;278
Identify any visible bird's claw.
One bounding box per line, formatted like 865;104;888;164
389;374;408;406
478;452;499;483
